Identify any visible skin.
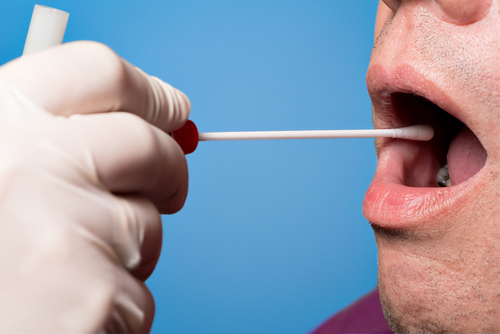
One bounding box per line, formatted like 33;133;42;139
364;0;499;332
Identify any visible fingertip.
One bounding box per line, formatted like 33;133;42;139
153;155;189;215
176;87;191;118
140;124;189;215
126;198;163;282
156;190;188;215
1;40;191;135
146;75;191;132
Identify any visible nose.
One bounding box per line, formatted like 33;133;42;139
383;0;493;25
434;0;492;24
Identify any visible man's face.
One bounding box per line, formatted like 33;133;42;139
364;0;499;332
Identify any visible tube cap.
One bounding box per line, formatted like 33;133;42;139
170;120;199;154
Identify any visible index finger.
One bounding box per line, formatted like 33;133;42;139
0;41;191;132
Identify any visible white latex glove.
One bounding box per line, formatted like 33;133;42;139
0;41;191;333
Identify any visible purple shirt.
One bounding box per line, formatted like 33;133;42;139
311;288;393;334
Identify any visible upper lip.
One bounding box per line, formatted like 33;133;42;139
362;63;484;231
367;63;467;132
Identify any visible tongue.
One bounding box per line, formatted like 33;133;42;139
447;127;487;185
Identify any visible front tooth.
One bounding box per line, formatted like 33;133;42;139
437;164;452;187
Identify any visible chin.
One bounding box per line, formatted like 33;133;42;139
374;230;498;333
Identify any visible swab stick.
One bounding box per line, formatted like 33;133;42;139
198;124;434;142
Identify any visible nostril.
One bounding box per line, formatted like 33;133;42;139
434;0;492;25
382;0;401;12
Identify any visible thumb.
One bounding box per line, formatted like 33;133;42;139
0;41;191;132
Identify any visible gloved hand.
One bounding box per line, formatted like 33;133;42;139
0;41;191;333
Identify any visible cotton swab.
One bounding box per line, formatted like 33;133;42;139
171;122;434;154
198;124;434;141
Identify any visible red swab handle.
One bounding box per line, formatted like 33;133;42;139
170;120;199;154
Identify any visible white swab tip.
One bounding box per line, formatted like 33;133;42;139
395;124;434;141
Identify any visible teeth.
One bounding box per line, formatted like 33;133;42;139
437;164;452;187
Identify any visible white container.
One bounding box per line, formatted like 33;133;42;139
23;5;69;56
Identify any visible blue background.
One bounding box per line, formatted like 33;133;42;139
1;1;380;333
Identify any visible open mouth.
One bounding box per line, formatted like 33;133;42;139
382;92;487;188
363;65;490;227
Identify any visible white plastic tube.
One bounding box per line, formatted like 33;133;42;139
23;5;69;56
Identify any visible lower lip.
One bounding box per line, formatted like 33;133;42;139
362;173;469;230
